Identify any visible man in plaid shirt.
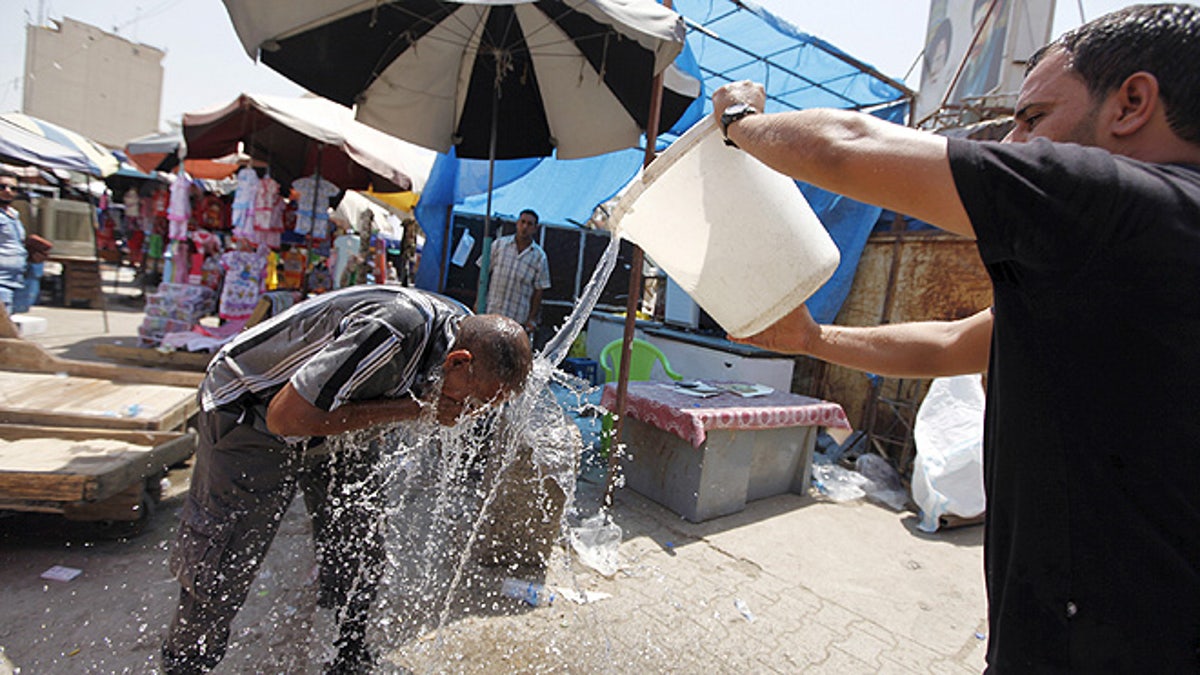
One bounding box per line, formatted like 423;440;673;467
484;209;551;336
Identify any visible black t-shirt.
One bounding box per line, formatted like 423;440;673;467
948;137;1200;673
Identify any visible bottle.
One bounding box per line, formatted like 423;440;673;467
500;578;554;607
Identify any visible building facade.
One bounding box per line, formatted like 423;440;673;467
23;17;164;147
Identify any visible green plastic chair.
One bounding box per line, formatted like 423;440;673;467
598;338;683;383
598;338;682;456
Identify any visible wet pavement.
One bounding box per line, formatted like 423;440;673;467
0;271;987;674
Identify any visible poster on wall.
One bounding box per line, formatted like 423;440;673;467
916;0;1054;123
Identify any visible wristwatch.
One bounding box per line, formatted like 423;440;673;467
720;103;758;148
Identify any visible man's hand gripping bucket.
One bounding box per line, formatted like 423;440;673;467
602;117;840;338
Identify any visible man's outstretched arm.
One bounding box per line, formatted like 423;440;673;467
715;81;974;239
732;306;992;379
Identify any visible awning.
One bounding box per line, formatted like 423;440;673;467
182;93;436;192
0;113;119;177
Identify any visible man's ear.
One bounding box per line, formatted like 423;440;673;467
1110;71;1160;138
443;349;473;372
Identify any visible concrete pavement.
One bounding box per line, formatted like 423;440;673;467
1;273;988;674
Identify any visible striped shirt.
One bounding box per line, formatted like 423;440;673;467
200;286;469;415
485;235;550;323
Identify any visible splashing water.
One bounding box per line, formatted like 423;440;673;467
289;234;626;671
538;228;623;368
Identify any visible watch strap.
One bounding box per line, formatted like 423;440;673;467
721;105;759;148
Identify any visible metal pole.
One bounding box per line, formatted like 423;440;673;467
305;144;324;291
438;205;454;293
605;4;671;506
475;81;500;313
87;175;109;333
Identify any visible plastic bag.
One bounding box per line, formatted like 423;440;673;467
855;453;909;511
912;374;987;532
569;514;622;577
450;230;474;267
811;462;869;502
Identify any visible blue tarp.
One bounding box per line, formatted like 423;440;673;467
415;0;912;323
801;100;908;324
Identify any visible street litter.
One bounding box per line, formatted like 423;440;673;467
569;514;622;577
811;462;869;502
555;588;612;605
913;375;987;532
40;565;82;582
500;578;554;607
812;457;912;509
855;453;910;510
734;598;756;622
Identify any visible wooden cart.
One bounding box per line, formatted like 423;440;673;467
0;424;196;522
0;335;203;523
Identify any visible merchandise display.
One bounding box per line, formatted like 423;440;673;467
102;163;409;353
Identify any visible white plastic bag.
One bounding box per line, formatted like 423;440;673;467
450;230;475;267
912;374;987;532
811;462;869;502
569;514;622;577
855;453;910;511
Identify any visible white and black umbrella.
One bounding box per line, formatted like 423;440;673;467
222;0;698;308
222;0;696;161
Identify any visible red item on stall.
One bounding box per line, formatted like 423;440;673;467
194;194;229;230
127;228;145;266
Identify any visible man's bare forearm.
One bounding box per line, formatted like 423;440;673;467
267;383;425;437
809;316;990;378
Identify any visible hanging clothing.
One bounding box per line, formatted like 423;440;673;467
263;199;286;250
331;233;361;290
291;175;338;236
230;167;259;237
123;188;141;232
200;254;223;291
252;176;283;249
167;174;193;241
219;248;268;321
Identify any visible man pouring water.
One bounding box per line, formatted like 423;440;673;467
713;4;1200;671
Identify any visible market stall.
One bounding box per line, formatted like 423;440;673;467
119;93;435;354
0;113;121;316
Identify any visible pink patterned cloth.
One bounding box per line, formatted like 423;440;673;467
601;381;850;448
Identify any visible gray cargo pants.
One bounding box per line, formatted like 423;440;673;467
161;404;385;674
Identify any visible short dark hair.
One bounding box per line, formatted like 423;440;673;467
0;168;17;181
1028;3;1200;144
457;314;533;392
519;208;539;225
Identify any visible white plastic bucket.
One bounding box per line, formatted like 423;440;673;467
609;117;840;338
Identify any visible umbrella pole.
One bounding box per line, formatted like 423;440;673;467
474;84;501;314
605;56;670;509
305;144;324;291
438;205;453;293
88;175;110;333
